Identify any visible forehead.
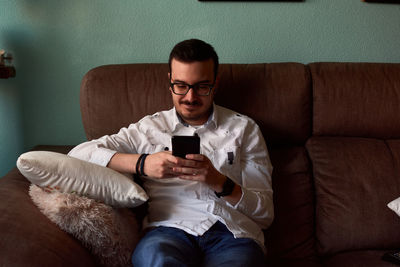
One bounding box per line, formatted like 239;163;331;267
170;59;215;82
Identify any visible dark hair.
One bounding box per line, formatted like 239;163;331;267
168;39;219;80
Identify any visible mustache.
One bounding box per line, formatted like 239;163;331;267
180;100;201;106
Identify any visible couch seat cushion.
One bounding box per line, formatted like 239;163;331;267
323;250;399;267
266;146;317;260
306;137;400;255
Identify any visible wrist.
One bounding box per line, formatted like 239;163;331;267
214;176;236;198
135;153;149;176
213;173;226;192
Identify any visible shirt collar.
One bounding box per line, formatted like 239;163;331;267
172;103;218;131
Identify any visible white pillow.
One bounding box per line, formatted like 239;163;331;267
17;151;148;207
388;197;400;217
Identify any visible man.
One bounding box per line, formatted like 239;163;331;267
68;39;273;267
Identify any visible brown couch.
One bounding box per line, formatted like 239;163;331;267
1;62;400;267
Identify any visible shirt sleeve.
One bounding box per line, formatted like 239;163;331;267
68;123;143;167
228;121;274;230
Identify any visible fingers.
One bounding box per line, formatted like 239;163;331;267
174;166;205;181
173;166;203;176
162;152;180;164
174;154;207;167
172;154;209;178
143;152;210;179
144;152;180;178
184;154;205;161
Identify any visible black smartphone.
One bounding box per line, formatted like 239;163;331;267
172;135;200;158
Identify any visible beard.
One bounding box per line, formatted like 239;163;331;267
177;100;213;125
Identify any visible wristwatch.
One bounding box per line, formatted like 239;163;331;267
215;177;235;198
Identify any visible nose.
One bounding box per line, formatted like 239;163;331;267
183;87;196;102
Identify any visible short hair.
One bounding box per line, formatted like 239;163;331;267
168;39;219;80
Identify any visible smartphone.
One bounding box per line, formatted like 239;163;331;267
172;135;200;158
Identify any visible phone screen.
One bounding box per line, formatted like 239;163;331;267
172;135;200;158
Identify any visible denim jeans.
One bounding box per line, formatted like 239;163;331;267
131;221;265;267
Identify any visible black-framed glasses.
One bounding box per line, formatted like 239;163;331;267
170;81;214;96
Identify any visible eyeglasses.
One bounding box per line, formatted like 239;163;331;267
170;81;214;96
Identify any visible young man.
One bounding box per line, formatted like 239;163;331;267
69;39;273;266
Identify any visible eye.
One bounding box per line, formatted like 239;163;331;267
176;84;188;89
198;84;210;90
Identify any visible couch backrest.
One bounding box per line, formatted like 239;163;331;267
307;62;400;256
310;62;400;139
80;64;172;141
216;63;311;146
80;63;312;147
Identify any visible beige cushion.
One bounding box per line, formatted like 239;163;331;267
388;197;400;217
17;151;148;207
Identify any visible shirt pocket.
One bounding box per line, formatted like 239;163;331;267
212;146;242;184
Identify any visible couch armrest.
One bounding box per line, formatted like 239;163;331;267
0;145;143;266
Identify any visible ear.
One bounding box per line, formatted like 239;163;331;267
168;73;174;94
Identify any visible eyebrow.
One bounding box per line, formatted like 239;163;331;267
172;79;212;84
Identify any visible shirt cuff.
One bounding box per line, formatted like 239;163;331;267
89;148;117;167
228;186;258;213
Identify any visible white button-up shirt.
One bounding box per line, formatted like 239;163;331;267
68;104;273;249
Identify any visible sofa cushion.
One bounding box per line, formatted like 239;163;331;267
267;258;322;267
80;64;172;141
388;196;400;217
265;147;317;260
306;137;400;255
29;184;139;267
310;63;400;139
387;140;400;218
17;151;148;207
216;63;311;146
388;140;400;176
323;250;398;267
81;63;312;146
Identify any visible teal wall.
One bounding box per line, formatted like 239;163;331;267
0;79;23;177
0;0;399;176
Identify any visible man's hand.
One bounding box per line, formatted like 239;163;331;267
172;154;226;193
173;154;242;205
143;151;180;178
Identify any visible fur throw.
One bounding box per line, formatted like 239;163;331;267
29;184;140;267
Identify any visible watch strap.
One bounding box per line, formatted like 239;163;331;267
215;177;235;198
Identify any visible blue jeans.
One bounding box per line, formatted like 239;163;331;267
132;221;265;267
